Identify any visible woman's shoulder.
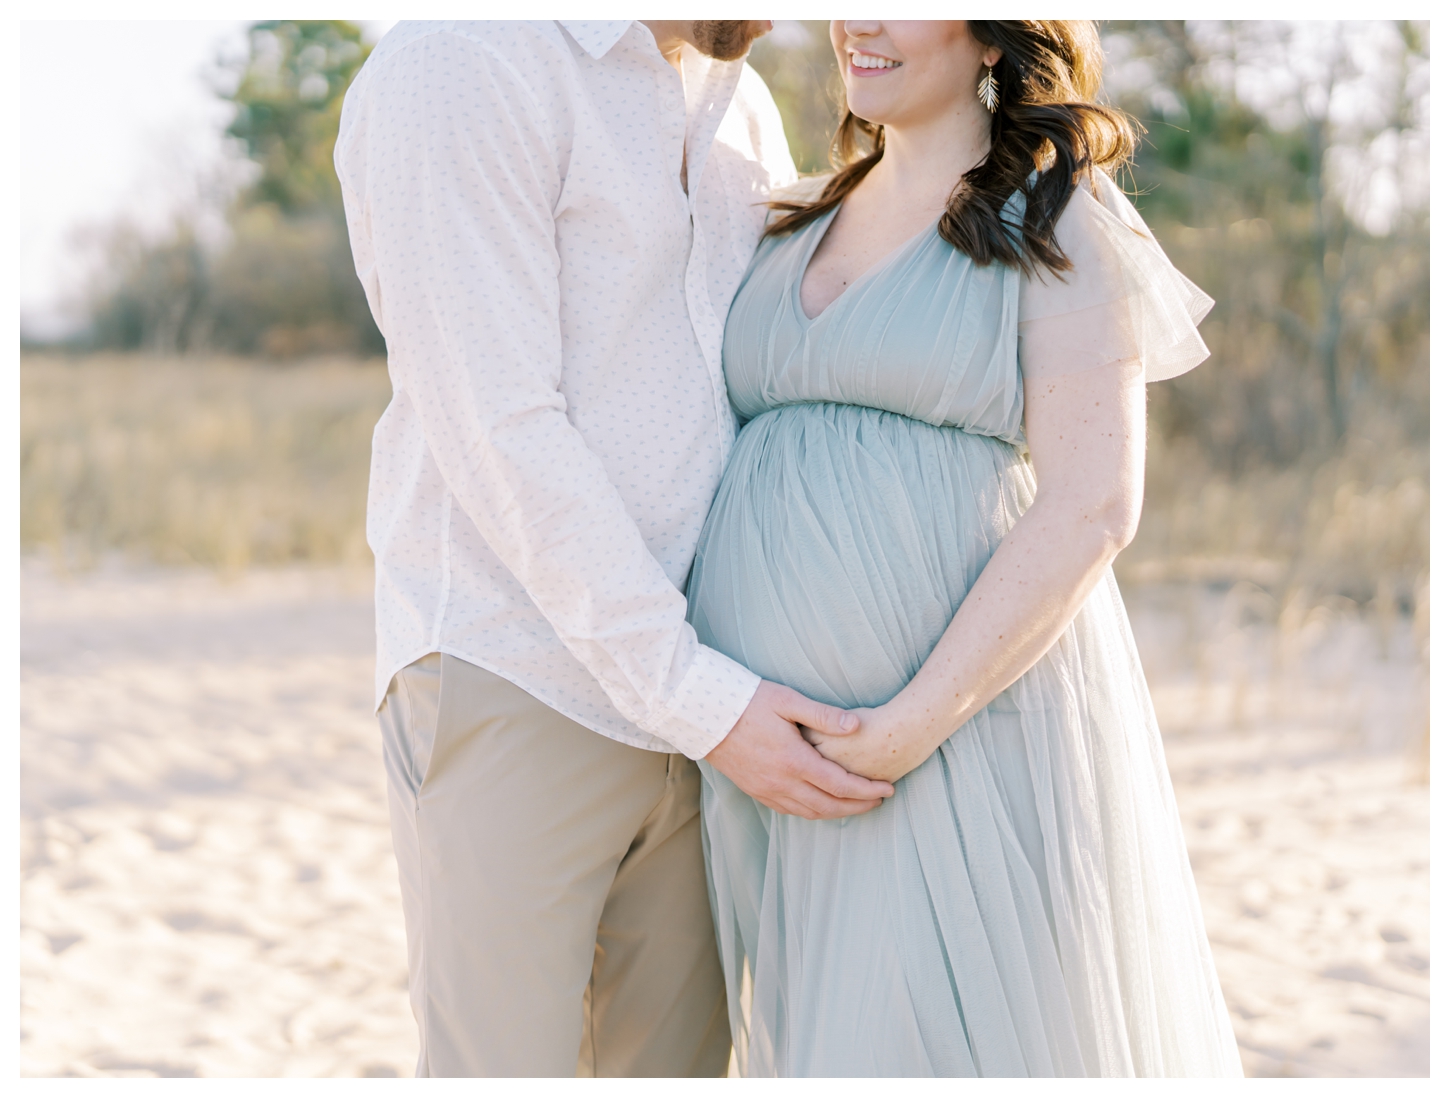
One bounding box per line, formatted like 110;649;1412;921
1029;169;1208;314
1046;170;1146;271
1079;168;1153;232
1020;167;1215;383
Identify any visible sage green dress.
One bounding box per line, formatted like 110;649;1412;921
685;175;1243;1077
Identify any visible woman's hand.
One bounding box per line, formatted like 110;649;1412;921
800;357;1147;794
802;701;934;784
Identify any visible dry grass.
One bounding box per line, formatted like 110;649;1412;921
21;354;391;571
1123;433;1429;601
1116;392;1430;673
22;354;1429;612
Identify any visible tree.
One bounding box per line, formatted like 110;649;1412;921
1106;20;1429;457
222;20;370;215
73;20;383;356
209;20;384;355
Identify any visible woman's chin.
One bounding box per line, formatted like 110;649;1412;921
843;96;899;128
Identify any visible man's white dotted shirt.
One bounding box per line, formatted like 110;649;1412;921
335;20;798;758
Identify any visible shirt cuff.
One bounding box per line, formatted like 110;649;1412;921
641;645;761;760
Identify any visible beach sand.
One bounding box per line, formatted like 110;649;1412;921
19;561;1429;1077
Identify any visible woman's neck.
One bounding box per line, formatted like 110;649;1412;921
868;101;994;213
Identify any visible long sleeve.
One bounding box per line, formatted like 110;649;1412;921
336;31;759;759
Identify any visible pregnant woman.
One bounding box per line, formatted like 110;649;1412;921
686;21;1243;1077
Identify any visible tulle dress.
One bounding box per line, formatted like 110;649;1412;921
685;171;1244;1077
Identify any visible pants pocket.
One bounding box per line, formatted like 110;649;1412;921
379;652;443;802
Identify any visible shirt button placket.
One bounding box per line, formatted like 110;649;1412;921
658;70;686;183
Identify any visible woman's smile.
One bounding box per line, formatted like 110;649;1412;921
847;48;903;76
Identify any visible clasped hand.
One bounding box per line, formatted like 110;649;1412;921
705;680;896;820
706;682;938;819
802;700;931;785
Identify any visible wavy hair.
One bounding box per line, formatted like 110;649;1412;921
766;21;1140;275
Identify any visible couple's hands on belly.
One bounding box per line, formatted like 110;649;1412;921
802;701;931;784
705;680;895;819
801;357;1151;787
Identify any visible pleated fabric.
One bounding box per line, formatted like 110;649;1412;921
684;177;1243;1077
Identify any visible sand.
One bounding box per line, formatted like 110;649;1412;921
19;561;1430;1077
20;561;409;1077
1130;583;1430;1077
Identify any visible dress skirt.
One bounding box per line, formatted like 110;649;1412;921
686;400;1242;1077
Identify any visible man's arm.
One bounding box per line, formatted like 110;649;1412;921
337;31;891;814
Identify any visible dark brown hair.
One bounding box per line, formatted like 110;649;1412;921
766;21;1140;275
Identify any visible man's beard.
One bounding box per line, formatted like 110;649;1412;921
692;20;767;61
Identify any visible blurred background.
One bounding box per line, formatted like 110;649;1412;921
19;20;1429;1078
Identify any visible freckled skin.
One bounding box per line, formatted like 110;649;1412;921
809;356;1146;782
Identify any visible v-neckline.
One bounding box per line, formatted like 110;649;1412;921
792;205;940;325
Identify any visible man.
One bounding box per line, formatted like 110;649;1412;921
334;20;894;1077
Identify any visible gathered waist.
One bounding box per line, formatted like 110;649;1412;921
736;400;1025;456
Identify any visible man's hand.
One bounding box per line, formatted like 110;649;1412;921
705;681;895;819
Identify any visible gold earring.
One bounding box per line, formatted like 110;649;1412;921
977;65;999;113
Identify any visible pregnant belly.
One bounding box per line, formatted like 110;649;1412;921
686;402;1034;710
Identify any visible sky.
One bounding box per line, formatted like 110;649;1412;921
18;20;395;339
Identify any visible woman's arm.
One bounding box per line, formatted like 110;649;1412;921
807;356;1146;782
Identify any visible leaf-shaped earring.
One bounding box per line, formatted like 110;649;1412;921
977;65;999;113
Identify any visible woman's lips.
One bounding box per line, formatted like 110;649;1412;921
847;50;903;78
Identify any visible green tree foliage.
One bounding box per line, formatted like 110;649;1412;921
79;19;383;357
72;21;1428;448
211;19;383;355
224;20;369;215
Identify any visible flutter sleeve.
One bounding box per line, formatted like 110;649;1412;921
1018;167;1214;383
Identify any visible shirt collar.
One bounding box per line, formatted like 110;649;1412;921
557;21;747;201
558;20;633;60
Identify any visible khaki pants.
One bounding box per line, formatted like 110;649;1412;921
378;653;730;1077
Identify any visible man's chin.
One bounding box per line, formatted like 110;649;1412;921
692;20;772;62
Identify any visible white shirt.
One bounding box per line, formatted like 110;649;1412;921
335;20;797;758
